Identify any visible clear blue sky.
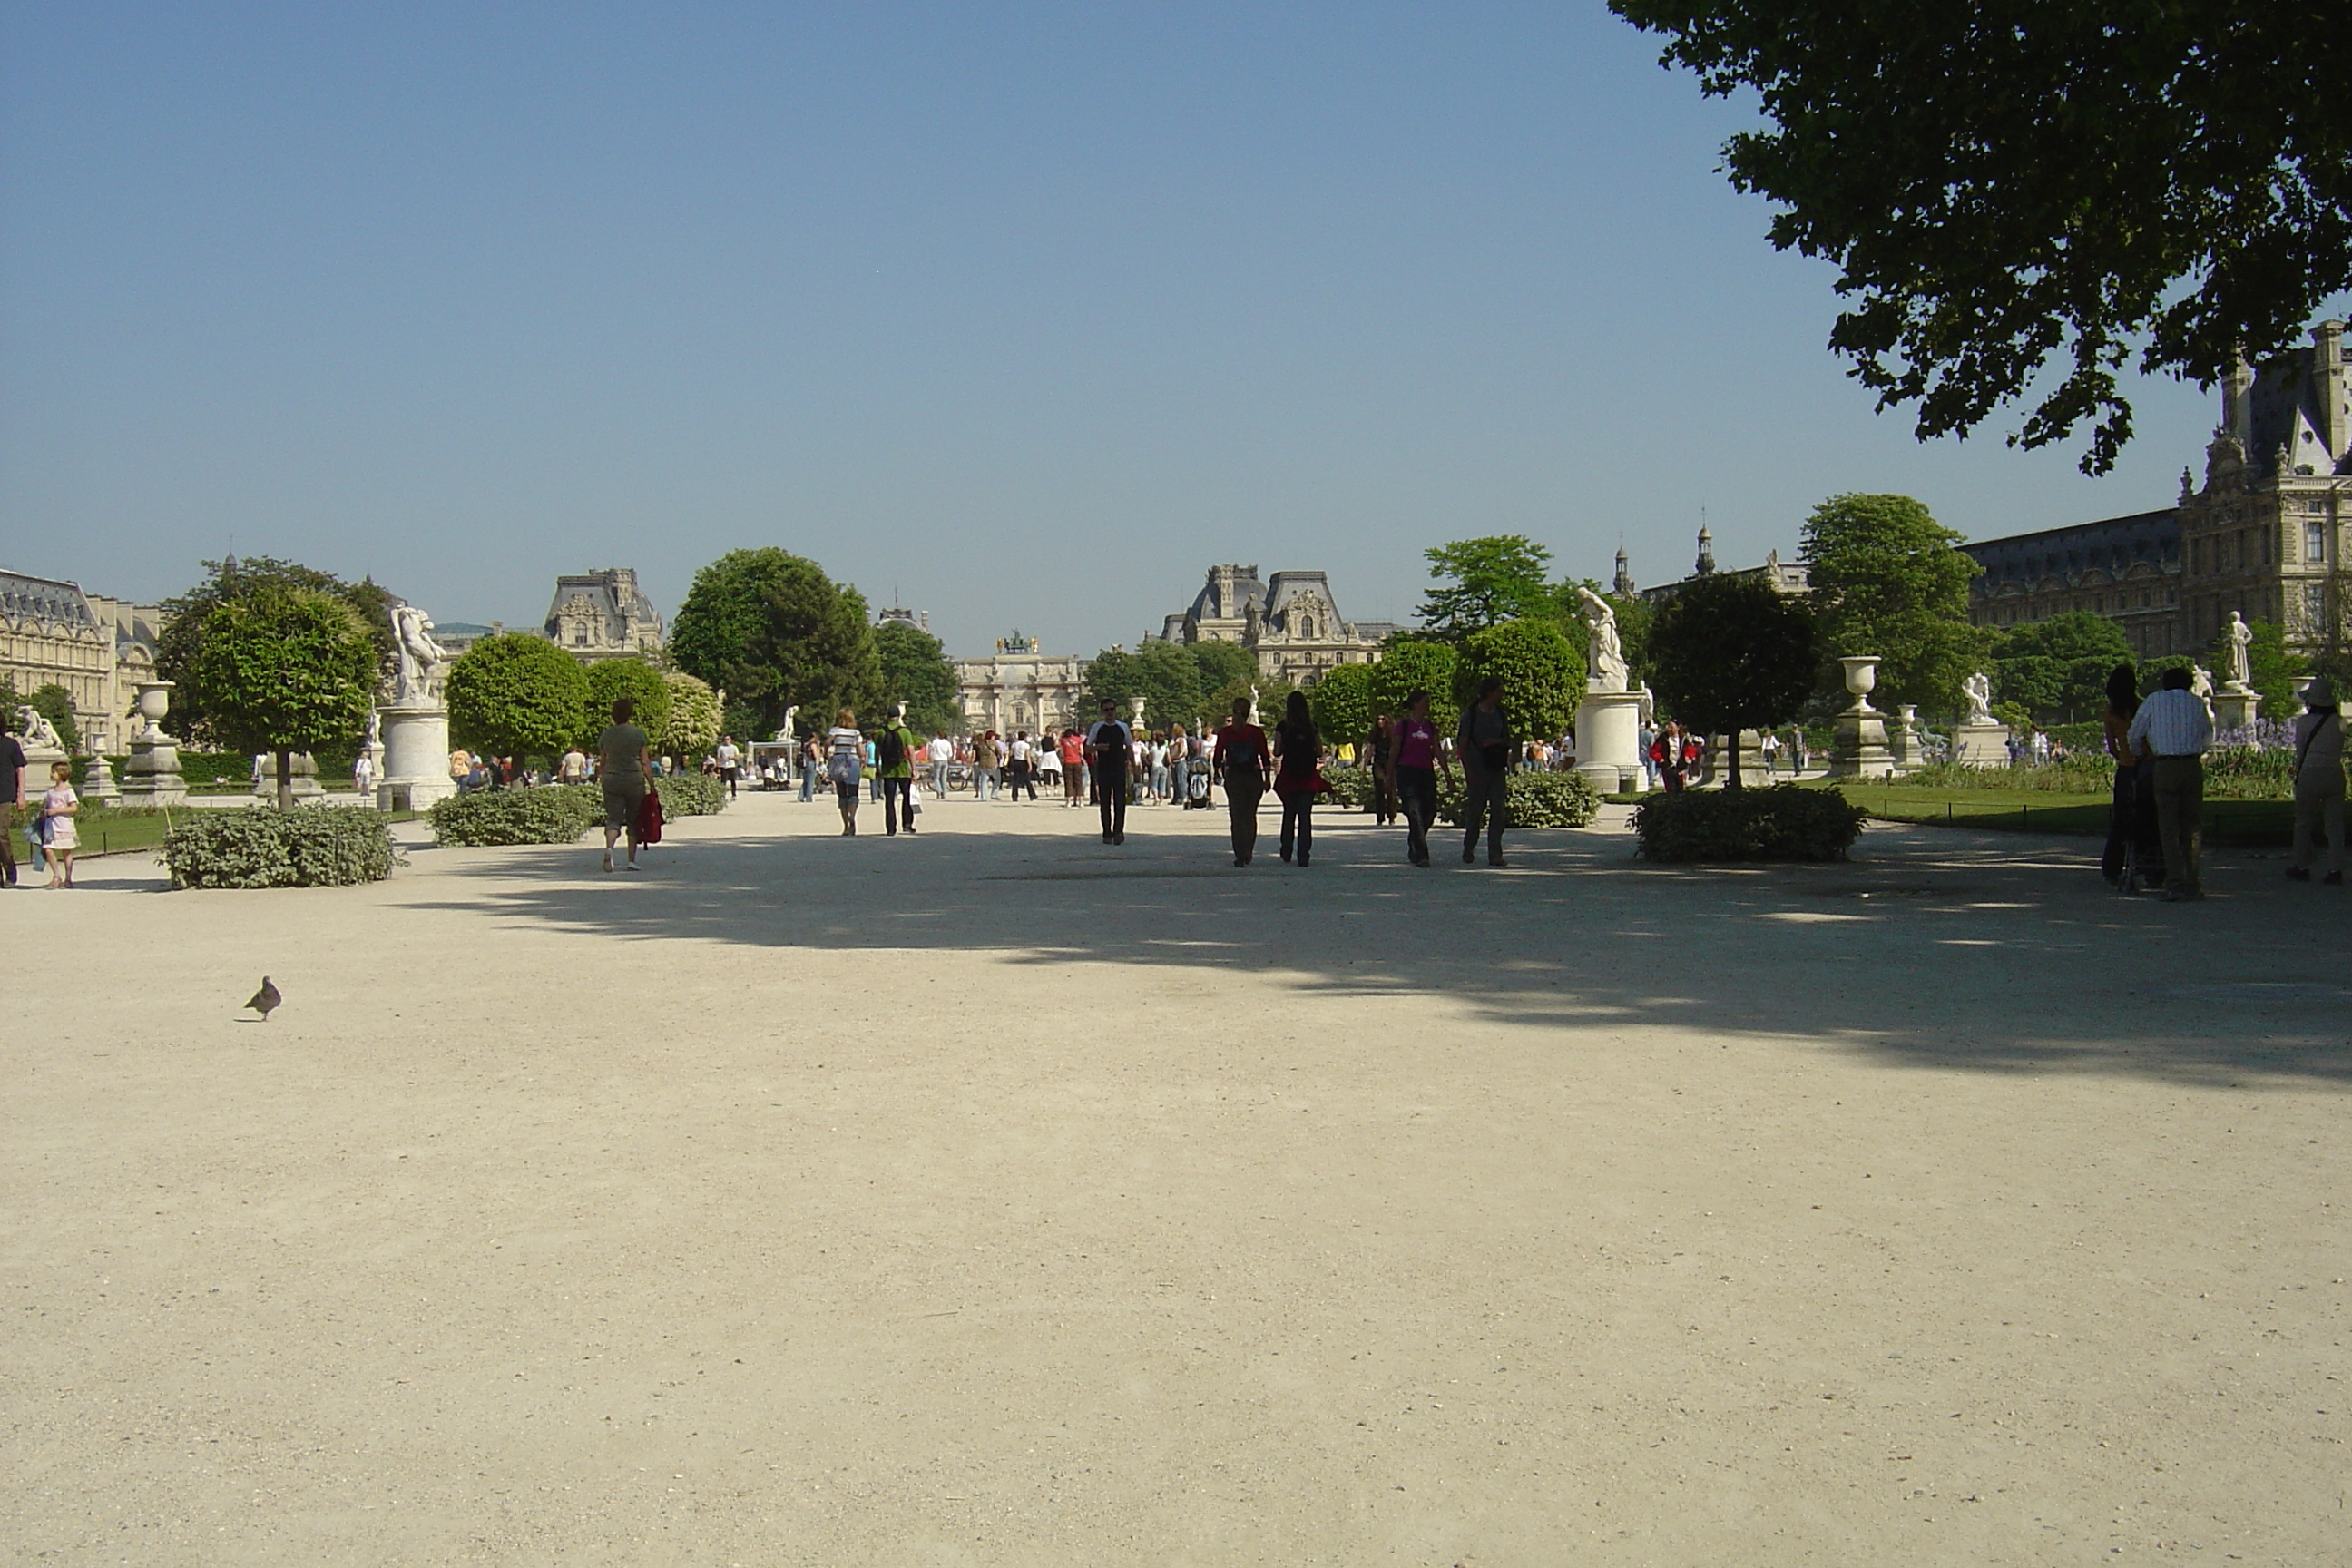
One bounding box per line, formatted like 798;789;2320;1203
1;1;2239;657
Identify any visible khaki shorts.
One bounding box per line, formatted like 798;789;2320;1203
602;780;647;831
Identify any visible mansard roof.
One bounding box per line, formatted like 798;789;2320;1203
0;569;100;630
1960;508;2179;590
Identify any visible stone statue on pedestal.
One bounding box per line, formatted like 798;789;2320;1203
13;707;63;754
392;603;448;705
1573;585;1629;692
2222;611;2254;691
1962;672;1995;727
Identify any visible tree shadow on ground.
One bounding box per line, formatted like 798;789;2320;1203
408;813;2352;1089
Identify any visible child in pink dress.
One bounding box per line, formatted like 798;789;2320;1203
38;762;78;888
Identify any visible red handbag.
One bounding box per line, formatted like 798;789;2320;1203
635;788;664;846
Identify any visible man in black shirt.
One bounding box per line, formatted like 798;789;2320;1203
1086;699;1131;845
0;720;24;887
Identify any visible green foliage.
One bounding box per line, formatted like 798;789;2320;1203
1191;640;1259;693
1645;573;1818;786
653;772;730;817
156;556;397;746
875;621;962;735
669;548;883;737
1459;620;1583;740
184;587;380;804
24;684;81;755
1800;494;1988;712
1084;641;1201;729
162;806;400;888
1434;769;1602;829
662;672;722;760
1418;536;1555;640
429;787;598;846
580;659;672;748
1608;0;2350;475
1990;611;2136;722
1895;758;2118;792
1307;662;1376;744
446;633;589;763
1632;784;1867;862
1367;638;1461;735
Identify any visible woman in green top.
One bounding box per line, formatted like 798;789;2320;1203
598;696;654;873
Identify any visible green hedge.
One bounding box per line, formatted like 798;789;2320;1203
1314;766;1601;828
1632;784;1867;862
428;787;600;846
162;806;401;888
653;773;728;817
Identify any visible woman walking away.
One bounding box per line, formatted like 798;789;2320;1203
1366;713;1399;825
826;709;865;835
1272;691;1325;866
37;761;78;887
595;697;653;873
1456;675;1514;867
2288;676;2345;885
1385;689;1449;867
1214;695;1270;867
2100;663;2165;889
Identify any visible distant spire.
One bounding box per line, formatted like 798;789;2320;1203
1612;545;1634;597
1695;524;1716;577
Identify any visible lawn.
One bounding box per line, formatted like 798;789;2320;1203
1803;781;2295;847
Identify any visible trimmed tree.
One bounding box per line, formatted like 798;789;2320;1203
1800;493;1988;715
1459;620;1583;742
1367;638;1462;735
156;556;397;747
184;587;379;808
1990;610;2134;723
874;621;963;735
1306;662;1375;747
446;633;588;768
1646;573;1818;789
662;671;722;762
669;548;884;737
580;658;672;748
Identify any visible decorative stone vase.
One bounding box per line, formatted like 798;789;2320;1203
1828;655;1894;779
1839;656;1882;712
121;681;187;805
134;681;174;740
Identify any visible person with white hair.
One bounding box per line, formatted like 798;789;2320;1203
2287;676;2345;885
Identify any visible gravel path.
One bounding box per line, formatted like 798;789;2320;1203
5;791;2347;1564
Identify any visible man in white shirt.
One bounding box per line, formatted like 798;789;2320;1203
559;746;589;785
926;734;954;800
2126;667;2215;902
715;734;741;798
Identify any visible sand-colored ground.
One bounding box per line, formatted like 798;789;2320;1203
4;789;2347;1565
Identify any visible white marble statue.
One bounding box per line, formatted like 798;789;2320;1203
366;710;382;750
1574;584;1629;691
2190;663;2216;713
13;706;64;752
1962;671;1995;727
391;603;447;705
2223;611;2253;691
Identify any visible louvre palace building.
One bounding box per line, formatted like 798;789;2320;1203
1150;564;1399;688
1961;320;2349;659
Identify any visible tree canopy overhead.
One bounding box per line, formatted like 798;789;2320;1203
1611;0;2352;474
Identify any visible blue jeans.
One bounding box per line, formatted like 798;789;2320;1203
799;762;816;801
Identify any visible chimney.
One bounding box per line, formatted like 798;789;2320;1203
2317;320;2347;466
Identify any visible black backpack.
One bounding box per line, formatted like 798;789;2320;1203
877;728;906;769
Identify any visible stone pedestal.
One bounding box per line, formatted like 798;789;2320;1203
252;752;327;801
2212;686;2259;734
120;737;186;806
17;740;68;803
82;753;122;806
1700;730;1769;787
375;704;457;812
1572;687;1645;794
1950;722;2012;767
1887;705;1926;773
1827;657;1894;780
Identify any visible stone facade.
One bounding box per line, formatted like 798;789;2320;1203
542;568;664;662
1963;320;2350;659
956;635;1088;738
1152;564;1396;687
1;568;160;753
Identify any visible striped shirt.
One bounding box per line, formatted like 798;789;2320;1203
2125;688;2213;758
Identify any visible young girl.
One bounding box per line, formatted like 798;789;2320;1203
38;761;78;888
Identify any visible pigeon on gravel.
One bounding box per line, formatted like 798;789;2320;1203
245;976;281;1022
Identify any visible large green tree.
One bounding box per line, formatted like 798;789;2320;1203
1645;573;1818;789
1418;536;1555;641
156;556;398;747
1990;611;2135;723
184;587;379;807
874;621;962;736
446;633;588;766
579;658;672;748
1459;620;1583;743
1800;494;1987;713
669;548;884;736
1610;0;2352;475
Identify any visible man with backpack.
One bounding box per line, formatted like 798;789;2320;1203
875;707;921;836
1087;698;1132;845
